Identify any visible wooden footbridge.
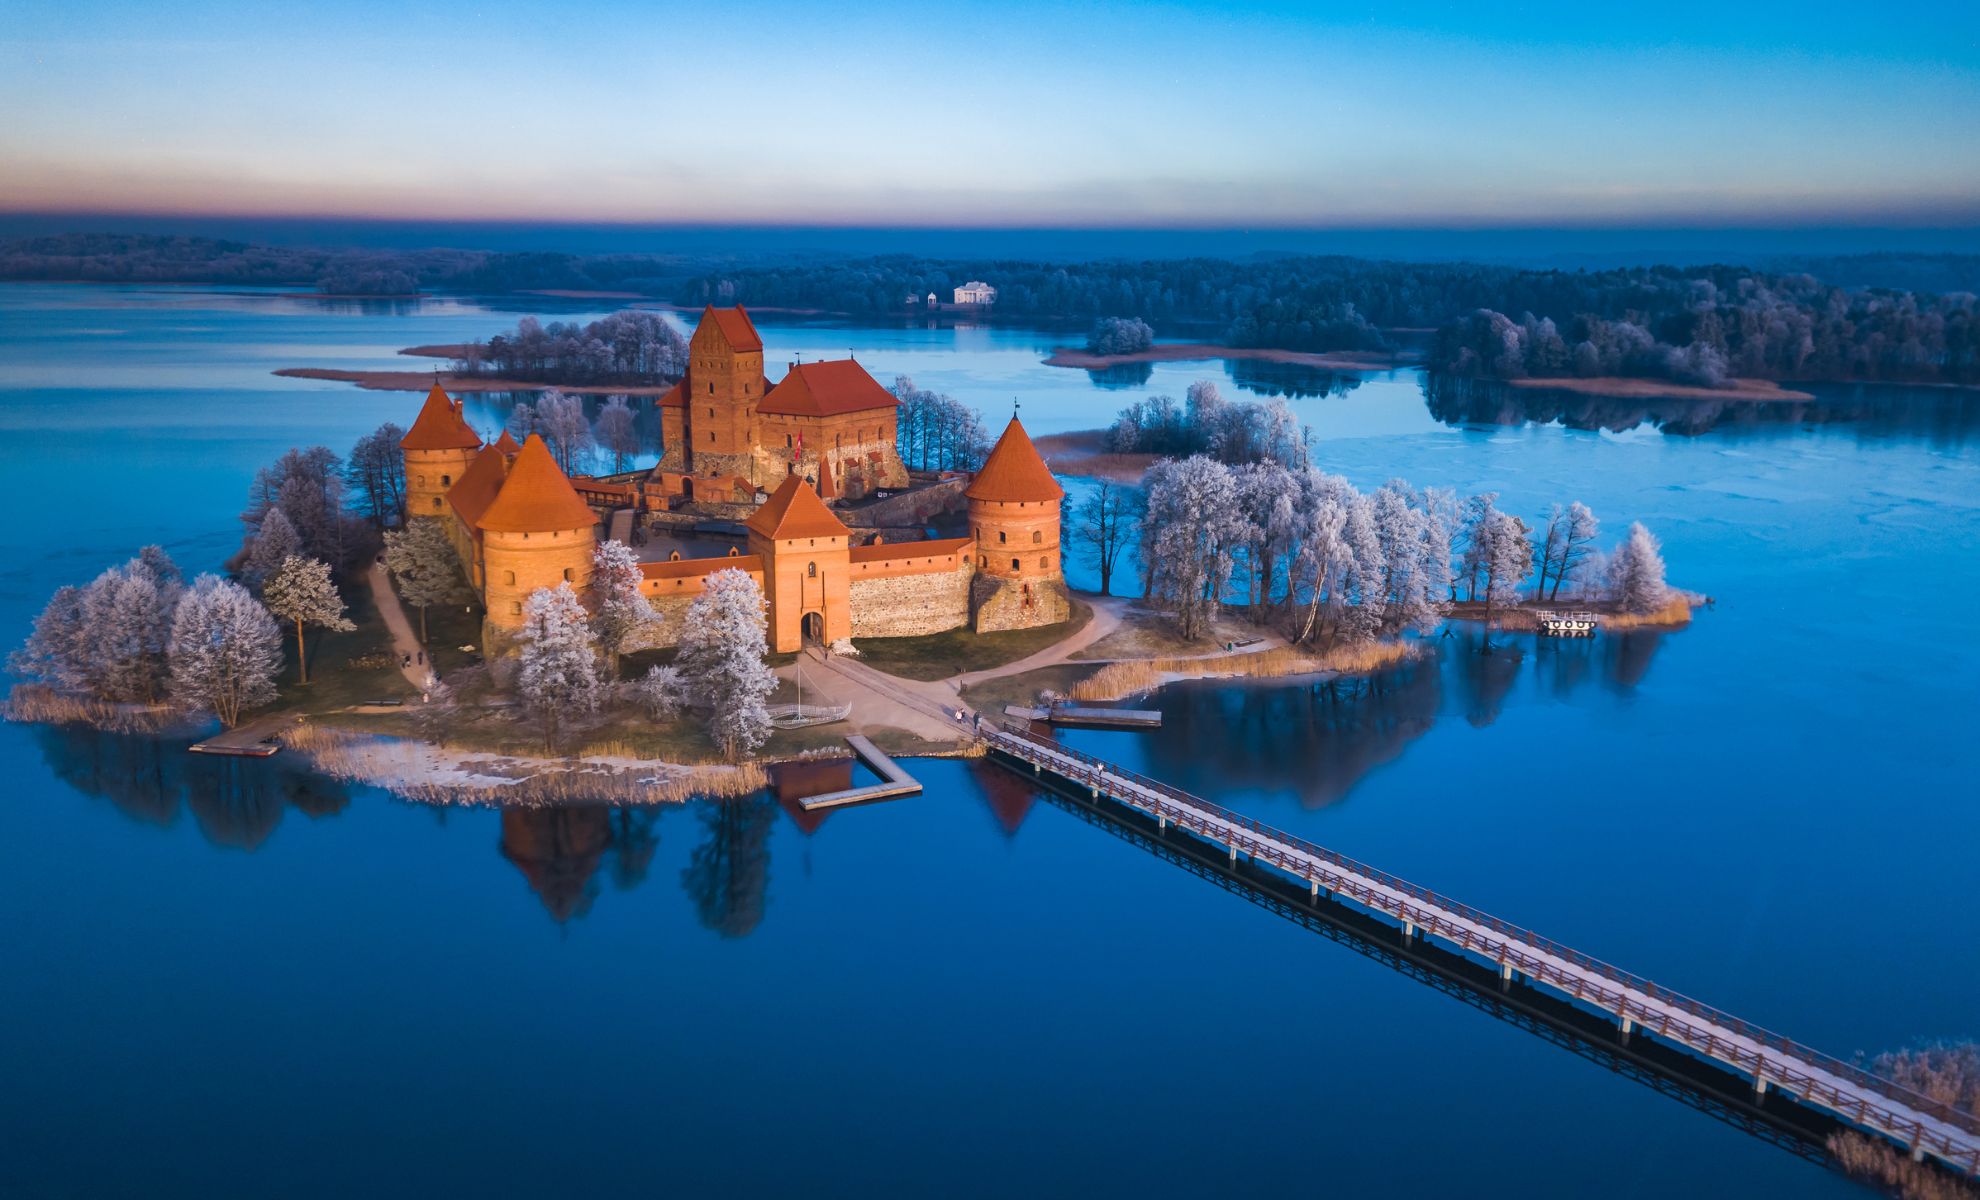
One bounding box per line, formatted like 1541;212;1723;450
982;723;1980;1178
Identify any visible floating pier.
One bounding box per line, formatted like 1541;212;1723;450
187;714;296;758
1004;703;1162;729
795;735;923;810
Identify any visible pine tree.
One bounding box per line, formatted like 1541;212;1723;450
591;539;660;676
516;583;601;750
382;519;466;642
243;507;303;591
677;569;776;762
169;574;281;727
262;555;354;683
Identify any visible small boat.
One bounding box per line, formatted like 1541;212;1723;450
1535;610;1599;637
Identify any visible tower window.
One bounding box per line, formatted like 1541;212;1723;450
503;570;515;585
509;601;521;615
708;383;714;395
709;432;715;443
441;474;451;486
1011;558;1020;570
807;562;817;578
1039;557;1047;568
1032;530;1041;544
998;530;1006;544
432;497;442;509
563;568;573;582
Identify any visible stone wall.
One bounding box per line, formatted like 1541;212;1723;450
850;567;972;639
971;574;1071;633
843;476;968;529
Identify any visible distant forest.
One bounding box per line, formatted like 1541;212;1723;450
5;233;1977;386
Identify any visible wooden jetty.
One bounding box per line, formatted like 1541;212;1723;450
795;735;923;810
188;714;297;758
1004;703;1162;729
983;723;1980;1179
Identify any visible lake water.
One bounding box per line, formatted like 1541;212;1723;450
3;284;1977;1198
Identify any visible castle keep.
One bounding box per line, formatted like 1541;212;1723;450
400;307;1068;653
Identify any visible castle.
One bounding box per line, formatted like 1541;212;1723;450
399;307;1069;654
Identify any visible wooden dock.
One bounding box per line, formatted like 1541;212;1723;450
1004;703;1162;729
983;723;1980;1179
795;735;923;810
188;714;297;758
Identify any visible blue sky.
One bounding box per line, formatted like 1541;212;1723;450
5;0;1979;227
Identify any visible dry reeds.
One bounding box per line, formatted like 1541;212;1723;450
1070;640;1417;702
1825;1041;1980;1200
2;685;184;734
282;722;765;807
1603;593;1698;630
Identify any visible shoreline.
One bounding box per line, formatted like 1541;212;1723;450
274;367;681;395
1044;343;1407;371
1505;376;1816;402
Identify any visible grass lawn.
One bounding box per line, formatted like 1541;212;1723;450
855;599;1093;681
283;582;412;715
419;594;486;676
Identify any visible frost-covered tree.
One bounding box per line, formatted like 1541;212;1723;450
1140;456;1242;640
534;390;594;476
1088;316;1155;356
169;574;281;727
244;446;347;565
1372;480;1444;633
594;395;640;473
1234;461;1300;613
9;585;92;691
262;555;354;683
1420;486;1460;605
1290;469;1354;642
1607;522;1670;613
382;519;466;641
631;665;685;721
677;568;776;762
1479;511;1535;627
346;422;408;528
1458;492;1502;601
80;550;184;703
1554;501;1600;600
506;399;536;441
516;583;602;750
591;539;661;675
243;507;303;591
1074;479;1139;596
1335;491;1386;643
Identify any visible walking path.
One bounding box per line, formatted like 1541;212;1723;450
366;562;436;691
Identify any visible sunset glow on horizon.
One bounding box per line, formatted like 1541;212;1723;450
7;0;1980;229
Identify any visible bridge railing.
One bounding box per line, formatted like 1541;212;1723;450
989;723;1980;1160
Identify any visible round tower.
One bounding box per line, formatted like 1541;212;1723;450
401;382;483;519
477;435;599;630
966;416;1069;632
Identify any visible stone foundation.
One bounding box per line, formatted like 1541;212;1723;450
849;569;972;639
971;575;1070;633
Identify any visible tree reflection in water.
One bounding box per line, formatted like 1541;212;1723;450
680;796;777;939
1422;372;1980;444
1140;624;1670;808
499;807;614;923
1227;359;1364;401
32;723;349;848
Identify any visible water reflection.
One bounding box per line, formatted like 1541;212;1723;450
32;723;350;848
1136;626;1669;807
499;807;615;922
1422;373;1980;443
682;796;777;938
1083;362;1155;389
1226;359;1365;401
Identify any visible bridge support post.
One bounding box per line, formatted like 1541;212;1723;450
1499;961;1512;985
1619;1015;1634;1038
1403;920;1415;941
1157;814;1166;832
1911;1144;1926;1164
1310;879;1320;902
1228;844;1238;865
1754;1073;1768;1099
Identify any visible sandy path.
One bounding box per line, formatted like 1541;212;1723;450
367;562;438;691
950;594;1128;687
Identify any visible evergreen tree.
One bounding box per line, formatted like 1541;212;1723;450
9;585;91;691
261;555;354;683
382;519;466;642
169;574;281;727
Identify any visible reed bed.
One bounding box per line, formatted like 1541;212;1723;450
1826;1041;1980;1200
282;722;765;807
1070;640;1417;702
2;685;184;734
1599;593;1698;630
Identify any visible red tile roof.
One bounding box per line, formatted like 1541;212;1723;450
639;554;765;581
476;435;598;533
446;444;511;532
401;382;482;451
848;536;972;564
493;429;522;454
746;472;849;540
700;305;764;352
757;359;898;417
966;417;1063;503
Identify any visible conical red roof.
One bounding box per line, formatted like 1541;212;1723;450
746;471;848;540
966;417;1062;503
493;428;522;454
477;435;597;533
401;382;482;451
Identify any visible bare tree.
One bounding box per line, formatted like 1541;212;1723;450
1074;480;1139;596
346;422;408;528
594;395;640;474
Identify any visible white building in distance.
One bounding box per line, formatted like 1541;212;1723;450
953;281;997;305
